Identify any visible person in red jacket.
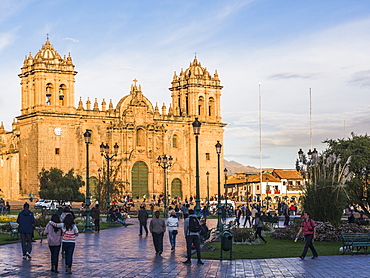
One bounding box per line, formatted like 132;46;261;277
296;212;318;260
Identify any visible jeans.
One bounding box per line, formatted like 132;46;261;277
168;230;177;247
243;216;251;227
254;227;266;242
117;218;127;226
94;218;100;232
139;221;148;235
152;232;164;253
186;235;201;261
62;242;75;268
20;233;32;255
301;234;318;258
49;245;61;269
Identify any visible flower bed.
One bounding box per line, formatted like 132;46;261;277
271;221;370;242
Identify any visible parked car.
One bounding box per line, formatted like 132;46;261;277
34;199;58;209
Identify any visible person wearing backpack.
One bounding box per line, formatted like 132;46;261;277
296;211;318;260
182;209;204;265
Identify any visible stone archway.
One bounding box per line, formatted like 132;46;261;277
131;161;148;199
171;178;182;200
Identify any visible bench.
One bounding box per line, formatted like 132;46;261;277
9;222;20;240
263;216;279;228
341;233;370;255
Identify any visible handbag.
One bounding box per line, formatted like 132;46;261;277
172;230;178;235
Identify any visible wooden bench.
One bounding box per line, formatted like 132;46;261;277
341;233;370;255
264;217;279;228
9;222;20;240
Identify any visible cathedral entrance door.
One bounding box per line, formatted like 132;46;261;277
171;178;183;201
131;161;149;200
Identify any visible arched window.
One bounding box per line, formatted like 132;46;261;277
46;83;53;105
208;97;215;116
198;96;204;115
59;84;66;106
136;129;145;146
172;134;178;148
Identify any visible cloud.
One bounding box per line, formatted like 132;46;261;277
63;37;79;43
268;72;320;80
0;32;16;52
349;70;370;88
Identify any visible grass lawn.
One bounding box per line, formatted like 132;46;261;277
196;237;344;260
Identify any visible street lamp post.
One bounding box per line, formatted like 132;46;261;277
206;171;210;207
296;148;318;183
192;118;202;216
156;155;173;217
100;142;119;219
266;177;269;209
224;168;228;207
83;130;93;232
215;141;223;232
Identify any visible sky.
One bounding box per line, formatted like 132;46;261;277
0;0;369;169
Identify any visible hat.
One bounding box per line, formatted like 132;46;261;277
170;210;176;216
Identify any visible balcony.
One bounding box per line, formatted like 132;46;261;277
274;190;280;194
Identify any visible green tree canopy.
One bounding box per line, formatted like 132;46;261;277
38;168;85;203
324;133;370;217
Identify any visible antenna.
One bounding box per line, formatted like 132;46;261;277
309;88;312;150
259;82;263;205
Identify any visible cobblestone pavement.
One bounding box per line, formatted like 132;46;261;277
1;217;369;278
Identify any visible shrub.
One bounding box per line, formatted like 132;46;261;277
231;228;254;242
271;221;370;242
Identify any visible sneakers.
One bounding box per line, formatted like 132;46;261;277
182;260;191;264
197;261;204;265
138;234;142;236
26;252;32;258
171;245;175;250
158;251;162;256
22;255;27;260
299;256;304;260
311;255;318;259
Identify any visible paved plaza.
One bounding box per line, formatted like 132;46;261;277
1;217;369;278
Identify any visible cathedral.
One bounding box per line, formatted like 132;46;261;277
0;39;225;202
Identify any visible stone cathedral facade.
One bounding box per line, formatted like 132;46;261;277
0;39;225;201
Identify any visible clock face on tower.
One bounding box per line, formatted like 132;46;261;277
54;127;62;136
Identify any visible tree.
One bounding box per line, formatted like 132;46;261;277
38;168;85;203
324;133;370;218
301;151;349;224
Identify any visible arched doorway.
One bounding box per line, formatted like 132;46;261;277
131;161;148;199
171;178;182;200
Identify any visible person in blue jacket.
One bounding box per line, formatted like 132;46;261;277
17;202;36;259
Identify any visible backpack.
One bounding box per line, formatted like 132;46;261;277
188;216;201;232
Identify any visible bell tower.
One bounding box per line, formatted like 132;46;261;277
18;38;77;115
169;57;223;122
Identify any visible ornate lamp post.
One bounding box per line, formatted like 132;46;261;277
296;148;318;182
224;168;228;207
100;142;119;218
192;118;202;216
206;171;210;207
156;155;173;217
83;130;93;232
215;141;223;232
266;177;269;209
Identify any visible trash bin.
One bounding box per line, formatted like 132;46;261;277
221;230;233;251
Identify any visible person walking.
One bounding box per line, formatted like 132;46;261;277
283;203;290;226
251;206;258;225
17;202;35;259
182;209;204;265
235;206;242;227
90;204;101;233
296;211;318;260
138;206;149;236
254;212;267;243
149;211;166;255
166;210;179;251
50;214;79;274
43;214;62;273
243;206;252;228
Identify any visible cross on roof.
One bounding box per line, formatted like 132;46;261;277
133;78;138;86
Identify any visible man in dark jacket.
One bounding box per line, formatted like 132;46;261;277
138;206;149;236
17;202;36;259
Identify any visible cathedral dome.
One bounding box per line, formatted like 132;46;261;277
33;39;62;61
184;57;206;77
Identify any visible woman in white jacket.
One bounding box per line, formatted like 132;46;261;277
166;210;179;250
